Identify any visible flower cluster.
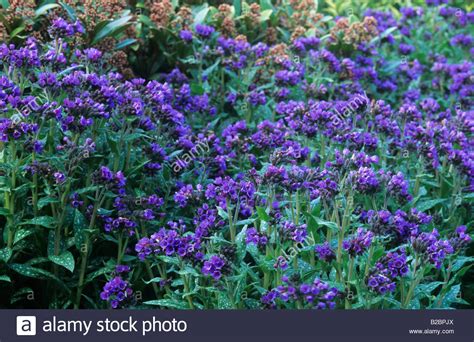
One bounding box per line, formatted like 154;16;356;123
100;276;134;309
135;228;202;261
280;221;308;243
411;229;454;269
343;228;374;257
92;166;126;195
245;227;268;247
315;242;336;262
348;167;380;194
202;255;227;280
367;250;409;294
262;276;339;309
0;0;472;311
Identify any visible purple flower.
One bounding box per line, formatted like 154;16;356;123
174;184;201;208
411;229;454;268
246;227;267;247
135;237;156;261
115;265;130;274
93;167;126;194
263;277;338;309
205;176;255;215
281;221;307;243
102;215;137;236
451;34;473;47
348;167;379;194
273;256;288;270
180;30;193;42
367;250;408;294
343;228;374;256
38;72;58;87
83;48;102;61
193;203;224;238
450;226;472;252
315;242;335;262
248;90;267;106
135;228;202;261
53;172;66;184
202;255;226;280
195;24;215;39
387;172;412;203
51;18;84;37
100;276;134;309
70;193;83;208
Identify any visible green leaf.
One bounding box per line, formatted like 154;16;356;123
35;3;60;16
194;6;209;25
115;38;137;50
256;206;270;222
73;209;87;249
313;216;338;231
202;59;221;78
441;284;462;308
408;298;420;309
177;266;199;277
49;251;75;273
144;299;189;309
0;275;11;282
92;15;133;45
217;292;233;309
74;185;98;195
0;247;12;263
260;0;273;11
463;193;474;200
190;82;204;95
217;206;229;220
138;14;155;28
260;9;273;22
0;0;9;10
10;287;34;304
59;1;77;21
416;199;447;212
9;264;70;293
85;267;110;284
0;207;10;216
14;229;34;245
38;197;59;209
451;256;474;273
416;281;444;297
9;25;25;39
144;277;162;284
234;0;242;16
157;255;180;265
236;225;248;262
21;216;56;228
243;298;261;309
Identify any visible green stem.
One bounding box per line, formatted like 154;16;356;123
74;189;105;309
345;257;355;309
435;260;453;308
7;143;17;248
402;256;421;308
181;262;195;309
226;198;236;243
145;261;161;299
117;232;123;264
364;245;374;277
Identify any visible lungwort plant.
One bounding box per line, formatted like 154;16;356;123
0;0;473;309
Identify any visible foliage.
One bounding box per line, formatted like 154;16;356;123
0;0;473;309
